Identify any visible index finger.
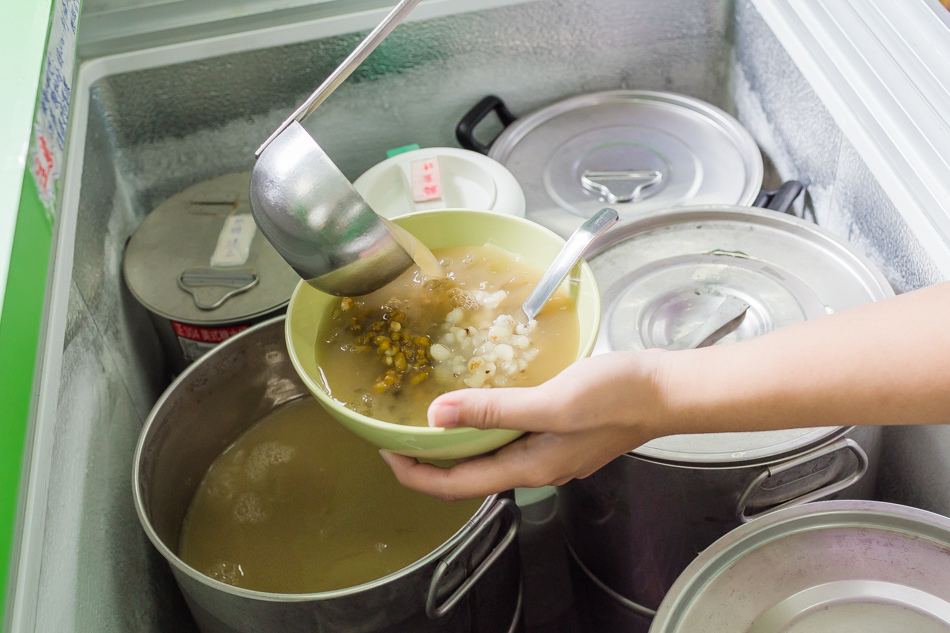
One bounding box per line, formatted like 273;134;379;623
379;434;568;501
428;383;575;434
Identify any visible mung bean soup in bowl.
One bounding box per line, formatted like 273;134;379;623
285;210;601;459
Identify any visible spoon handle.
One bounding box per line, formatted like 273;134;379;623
521;208;619;321
256;0;422;156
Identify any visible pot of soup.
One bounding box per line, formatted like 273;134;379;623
133;317;523;633
556;205;894;633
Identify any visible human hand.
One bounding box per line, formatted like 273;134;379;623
379;350;669;501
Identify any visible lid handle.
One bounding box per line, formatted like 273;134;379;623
752;180;806;215
455;95;517;155
581;170;663;203
178;267;259;311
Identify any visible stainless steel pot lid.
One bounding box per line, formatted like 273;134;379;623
651;501;950;633
124;171;300;325
587;205;894;464
487;91;763;238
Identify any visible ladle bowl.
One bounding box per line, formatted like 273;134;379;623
249;0;423;296
249;122;415;296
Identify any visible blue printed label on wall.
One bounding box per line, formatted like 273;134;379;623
30;0;80;219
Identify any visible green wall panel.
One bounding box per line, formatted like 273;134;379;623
0;172;53;620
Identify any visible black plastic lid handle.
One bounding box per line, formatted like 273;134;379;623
456;95;517;155
752;180;805;215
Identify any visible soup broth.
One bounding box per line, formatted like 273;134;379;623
316;244;580;426
178;397;484;594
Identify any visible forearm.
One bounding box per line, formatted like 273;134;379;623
659;281;950;436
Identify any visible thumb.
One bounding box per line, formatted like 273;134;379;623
428;383;573;433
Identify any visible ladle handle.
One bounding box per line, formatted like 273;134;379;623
255;0;422;156
521;208;619;321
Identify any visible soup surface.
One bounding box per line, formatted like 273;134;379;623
316;244;581;425
178;397;484;593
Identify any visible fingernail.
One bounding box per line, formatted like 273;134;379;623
378;449;395;466
428;402;460;428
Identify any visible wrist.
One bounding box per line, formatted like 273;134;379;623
651;347;715;438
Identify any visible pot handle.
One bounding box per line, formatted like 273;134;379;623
736;437;869;523
426;497;521;619
456;95;517;155
752;180;805;215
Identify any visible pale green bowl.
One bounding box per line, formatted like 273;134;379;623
285;209;601;460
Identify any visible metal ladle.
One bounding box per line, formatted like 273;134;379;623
249;0;422;297
520;208;620;321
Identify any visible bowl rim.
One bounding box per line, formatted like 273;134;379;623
285;208;601;436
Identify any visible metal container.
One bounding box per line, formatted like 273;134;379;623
557;205;894;632
133;317;523;633
123;171;300;372
456;91;764;238
651;500;950;633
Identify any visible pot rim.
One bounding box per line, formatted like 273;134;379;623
487;89;764;211
650;500;950;632
622;426;855;469
132;315;500;603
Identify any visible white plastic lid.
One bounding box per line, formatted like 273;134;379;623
353;147;526;219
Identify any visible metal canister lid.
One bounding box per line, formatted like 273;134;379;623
123;171;299;325
651;501;950;633
489;90;763;237
587;205;893;464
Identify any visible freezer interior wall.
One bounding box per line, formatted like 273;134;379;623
27;0;944;629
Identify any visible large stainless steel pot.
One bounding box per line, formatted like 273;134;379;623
561;426;880;632
557;205;894;633
455;91;766;238
133;317;523;633
650;500;950;632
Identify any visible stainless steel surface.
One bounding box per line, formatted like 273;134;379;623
559;426;882;624
521;208;619;321
123;171;299;325
664;295;751;351
21;0;947;630
650;501;950;633
122;171;300;369
587;205;894;464
580;170;663;204
255;0;422;156
250;0;424;296
564;540;656;620
735;437;868;522
250;122;416;296
426;498;521;619
133;317;523;633
559;204;893;630
486;90;764;238
178;268;259;311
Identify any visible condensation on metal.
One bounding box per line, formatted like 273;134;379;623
90;0;734;216
732;1;949;525
733;0;942;294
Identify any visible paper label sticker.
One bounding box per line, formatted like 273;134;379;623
411;158;443;202
30;0;80;218
210;214;256;267
171;321;250;362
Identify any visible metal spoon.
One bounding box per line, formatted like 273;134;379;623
520;208;620;321
249;0;422;297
